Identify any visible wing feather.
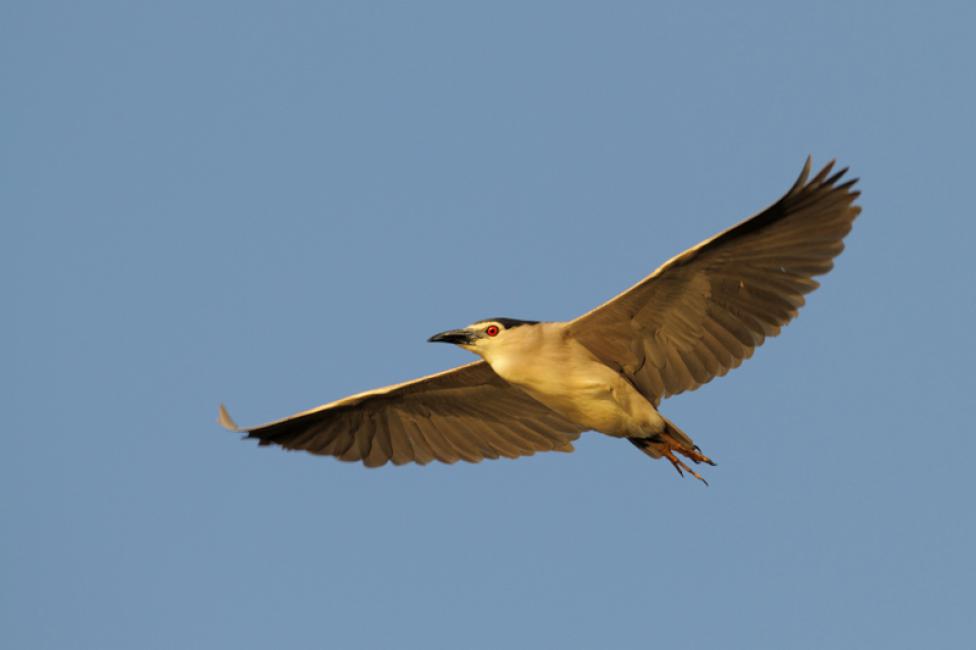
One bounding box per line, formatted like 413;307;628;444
568;157;860;403
219;361;584;467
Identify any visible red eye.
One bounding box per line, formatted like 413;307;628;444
485;325;500;337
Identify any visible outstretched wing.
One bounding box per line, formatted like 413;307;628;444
220;361;584;467
568;158;861;404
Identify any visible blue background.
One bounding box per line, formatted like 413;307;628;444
5;2;974;648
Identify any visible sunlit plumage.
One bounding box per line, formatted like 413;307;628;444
220;158;860;482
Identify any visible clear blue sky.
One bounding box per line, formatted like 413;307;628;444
4;2;974;648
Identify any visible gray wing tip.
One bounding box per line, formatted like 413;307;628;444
791;156;861;204
790;155;814;193
793;155;855;190
218;403;243;432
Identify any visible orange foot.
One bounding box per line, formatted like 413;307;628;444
662;445;716;485
629;434;718;485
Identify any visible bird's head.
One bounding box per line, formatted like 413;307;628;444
428;317;540;358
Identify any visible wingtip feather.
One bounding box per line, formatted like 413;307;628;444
791;155;813;193
810;159;836;186
218;404;242;432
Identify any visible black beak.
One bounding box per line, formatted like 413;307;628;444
428;328;473;345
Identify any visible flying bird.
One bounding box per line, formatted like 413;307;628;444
220;158;860;483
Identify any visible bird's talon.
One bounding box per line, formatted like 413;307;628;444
662;443;713;485
667;455;685;477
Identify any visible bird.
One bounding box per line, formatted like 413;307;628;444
219;157;860;483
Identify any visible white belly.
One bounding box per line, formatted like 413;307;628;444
487;340;664;438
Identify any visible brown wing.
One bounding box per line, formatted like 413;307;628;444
219;361;584;467
567;157;861;404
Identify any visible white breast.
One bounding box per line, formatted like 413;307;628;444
483;323;663;437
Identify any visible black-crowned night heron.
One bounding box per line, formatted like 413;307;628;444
220;158;860;483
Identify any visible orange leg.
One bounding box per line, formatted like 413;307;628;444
660;439;716;486
629;433;717;485
662;449;709;485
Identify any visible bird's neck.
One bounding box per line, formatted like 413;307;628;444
480;323;564;382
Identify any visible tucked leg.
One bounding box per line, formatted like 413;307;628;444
629;431;716;485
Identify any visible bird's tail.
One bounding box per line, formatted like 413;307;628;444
629;417;715;484
663;416;695;450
